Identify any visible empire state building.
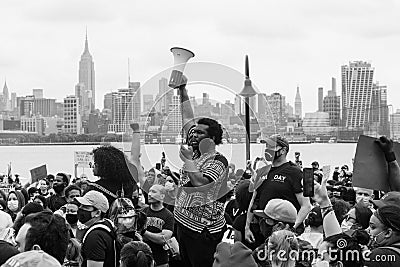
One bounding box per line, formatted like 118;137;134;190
78;32;95;113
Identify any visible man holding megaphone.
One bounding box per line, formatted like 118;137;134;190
169;48;229;267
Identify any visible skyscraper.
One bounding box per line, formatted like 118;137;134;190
341;61;374;128
63;96;81;134
129;82;141;120
155;77;173;114
266;93;286;127
323;78;340;126
295;86;302;119
78;31;95;112
370;82;389;136
32;89;43;99
143;94;154;113
318;87;323;112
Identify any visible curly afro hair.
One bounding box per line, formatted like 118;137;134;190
197;117;223;145
92;145;134;185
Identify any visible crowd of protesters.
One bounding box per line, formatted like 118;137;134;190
0;78;400;267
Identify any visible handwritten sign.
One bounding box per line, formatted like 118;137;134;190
74;151;94;168
353;135;400;192
30;165;47;183
322;165;331;180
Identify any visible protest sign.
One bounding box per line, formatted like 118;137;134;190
30;165;47;183
353;135;400;191
74;151;94;168
322;165;331;180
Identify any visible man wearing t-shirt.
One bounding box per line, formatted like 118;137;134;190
174;78;228;267
142;184;174;267
245;134;312;244
75;190;115;267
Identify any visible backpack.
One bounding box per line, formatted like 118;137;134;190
82;219;122;267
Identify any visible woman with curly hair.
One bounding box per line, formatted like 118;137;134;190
88;145;138;207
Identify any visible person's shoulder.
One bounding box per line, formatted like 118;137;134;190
214;153;228;166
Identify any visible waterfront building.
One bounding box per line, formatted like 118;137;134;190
63;96;81;134
341;61;374;129
323;80;340;127
21;116;45;135
302;112;336;136
369;82;389;136
167;95;182;132
318;87;323;112
103;92;112;110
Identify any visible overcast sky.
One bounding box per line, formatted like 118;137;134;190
1;0;399;114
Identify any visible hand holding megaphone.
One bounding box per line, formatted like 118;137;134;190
169;47;195;89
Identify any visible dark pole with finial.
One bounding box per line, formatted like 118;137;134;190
239;55;257;163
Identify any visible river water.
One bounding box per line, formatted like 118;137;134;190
0;143;357;184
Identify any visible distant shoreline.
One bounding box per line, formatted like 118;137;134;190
0;142;104;146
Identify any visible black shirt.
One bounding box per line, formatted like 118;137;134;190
82;225;115;267
143;206;174;265
225;199;244;224
254;162;303;211
232;213;264;250
46;194;67;212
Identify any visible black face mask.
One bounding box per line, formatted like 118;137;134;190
265;149;281;162
66;214;78;225
53;183;65;194
78;209;93;224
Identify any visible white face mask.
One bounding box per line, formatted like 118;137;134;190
165;181;175;191
7;200;19;212
341;219;354;231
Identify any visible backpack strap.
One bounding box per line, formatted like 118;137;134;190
90;183;118;199
82;219;118;267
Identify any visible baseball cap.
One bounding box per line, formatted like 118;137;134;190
213;241;257;267
371;191;400;209
2;250;61;267
261;134;289;151
75;190;109;213
253;199;297;224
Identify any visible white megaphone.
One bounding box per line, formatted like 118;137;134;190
168;47;195;88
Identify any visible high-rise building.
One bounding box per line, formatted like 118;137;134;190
129;82;141;120
323;94;340;127
63;96;81;134
341;61;374;129
103;92;113;110
75;83;91;119
390;110;400;140
11;93;17;111
266;93;286;127
167;95;182;132
143;94;154;113
234;95;242;115
318;87;323;112
33;98;56;117
32;89;43;99
78;32;95;112
258;93;267;121
155;77;173;114
1;81;10;111
323;79;340;127
108;87;140;133
19;96;35;117
202;93;209;105
370;82;389;136
286;103;294;118
295;86;302;119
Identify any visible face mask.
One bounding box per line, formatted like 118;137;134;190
66;214;78;225
7;200;19;212
165;181;175;191
118;216;136;230
77;209;93;224
53;183;65;194
341;220;354;232
369;230;386;248
265;149;281;162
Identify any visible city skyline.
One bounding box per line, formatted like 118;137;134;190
1;0;400;113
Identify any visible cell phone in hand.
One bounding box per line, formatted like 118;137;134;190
303;167;314;197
